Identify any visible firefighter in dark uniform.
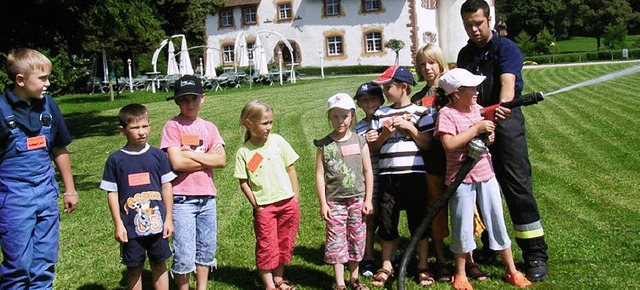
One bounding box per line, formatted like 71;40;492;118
456;0;549;281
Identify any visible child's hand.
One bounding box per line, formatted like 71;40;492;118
380;119;396;134
393;115;414;138
362;200;373;215
163;220;174;239
475;120;495;134
63;194;79;213
366;129;379;143
320;203;332;221
114;224;128;244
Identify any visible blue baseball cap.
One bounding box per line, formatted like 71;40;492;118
373;65;416;86
354;82;384;102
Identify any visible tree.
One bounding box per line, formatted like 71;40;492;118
385;39;405;65
568;0;636;50
496;0;570;40
534;28;556;55
603;20;629;50
515;31;535;56
154;0;223;47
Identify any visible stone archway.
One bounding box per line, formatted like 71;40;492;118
274;40;301;65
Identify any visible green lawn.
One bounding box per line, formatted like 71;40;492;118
556;35;640;53
52;62;640;289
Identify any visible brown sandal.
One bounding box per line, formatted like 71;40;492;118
275;280;297;290
371;268;393;287
466;263;489;281
417;269;435;287
349;278;370;290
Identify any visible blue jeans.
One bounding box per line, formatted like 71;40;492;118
171;196;217;274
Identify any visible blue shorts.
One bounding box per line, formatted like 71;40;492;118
121;234;172;267
171;196;218;274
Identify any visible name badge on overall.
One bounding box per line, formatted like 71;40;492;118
27;135;47;150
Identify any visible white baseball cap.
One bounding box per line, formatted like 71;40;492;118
439;68;486;95
327;93;356;110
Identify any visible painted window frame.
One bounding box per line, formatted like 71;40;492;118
242;6;257;25
324;0;341;16
219;9;234;27
222;45;235;64
327;36;344;56
361;0;381;12
277;2;293;21
365;31;383;53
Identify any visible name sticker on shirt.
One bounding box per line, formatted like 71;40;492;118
246;152;264;172
27;135;47;150
181;134;201;146
340;144;361;156
128;172;151;186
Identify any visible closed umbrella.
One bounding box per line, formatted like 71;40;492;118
253;36;269;76
234;32;249;70
179;36;194;75
205;47;217;78
167;40;180;75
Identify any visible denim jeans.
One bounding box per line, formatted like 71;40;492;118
171;196;217;274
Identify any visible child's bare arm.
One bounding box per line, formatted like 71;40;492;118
239;179;259;209
107;191;128;243
361;144;374;215
52;146;78;213
287;164;300;203
441;120;495;152
315;149;331;220
161;182;174;239
188;143;226;169
166;147;206;171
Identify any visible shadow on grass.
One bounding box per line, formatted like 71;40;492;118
209;264;333;289
294;244;326;266
64;111;119;140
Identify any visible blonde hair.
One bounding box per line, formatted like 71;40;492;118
415;43;448;82
240;99;273;142
6;48;52;82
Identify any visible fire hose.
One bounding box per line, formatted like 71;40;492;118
397;92;544;290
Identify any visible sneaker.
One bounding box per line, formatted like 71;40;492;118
360;258;375;278
505;271;532;288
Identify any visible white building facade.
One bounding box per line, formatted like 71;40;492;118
205;0;495;68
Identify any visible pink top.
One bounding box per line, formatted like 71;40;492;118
161;116;225;196
435;104;494;185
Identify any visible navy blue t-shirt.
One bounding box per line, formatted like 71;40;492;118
456;31;524;106
100;144;177;239
0;88;71;150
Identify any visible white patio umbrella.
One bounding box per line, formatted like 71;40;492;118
205;47;217;78
179;36;194;75
167;40;180;75
234;32;249;70
253;36;269;76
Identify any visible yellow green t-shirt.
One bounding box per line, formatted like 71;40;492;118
234;134;299;205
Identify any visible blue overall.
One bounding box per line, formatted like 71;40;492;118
0;95;59;289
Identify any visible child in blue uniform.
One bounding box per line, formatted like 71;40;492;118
0;48;79;289
100;104;176;290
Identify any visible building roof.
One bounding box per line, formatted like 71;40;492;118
224;0;260;7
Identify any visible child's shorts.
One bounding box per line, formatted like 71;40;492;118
324;196;366;264
377;173;430;241
121;234;172;267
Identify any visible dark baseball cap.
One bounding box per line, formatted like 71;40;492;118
373;65;416;86
354;82;384;102
166;75;204;101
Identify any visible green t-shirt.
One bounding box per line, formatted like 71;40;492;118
314;132;366;201
234;133;299;205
